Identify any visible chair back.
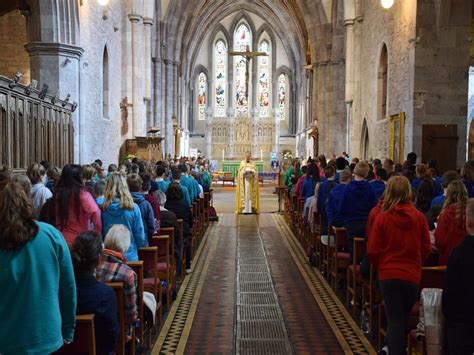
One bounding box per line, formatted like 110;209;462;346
353;237;365;265
55;314;96;355
333;227;348;253
107;282;125;355
127;261;145;345
423;251;440;267
420;266;446;290
158;227;175;261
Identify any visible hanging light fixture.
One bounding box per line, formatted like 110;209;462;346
97;0;109;6
381;0;394;9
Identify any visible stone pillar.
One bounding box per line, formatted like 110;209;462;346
128;13;144;138
164;59;174;156
152;57;162;129
25;43;83;162
143;17;154;101
345;18;355;153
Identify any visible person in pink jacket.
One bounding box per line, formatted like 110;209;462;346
47;164;102;244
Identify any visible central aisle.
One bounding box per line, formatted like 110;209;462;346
153;212;375;355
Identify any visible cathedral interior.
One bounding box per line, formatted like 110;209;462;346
1;1;474;354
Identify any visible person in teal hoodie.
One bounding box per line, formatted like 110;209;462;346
178;164;197;202
171;167;192;206
101;172;147;261
155;164;171;193
0;181;76;355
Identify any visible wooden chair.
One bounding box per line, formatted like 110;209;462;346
106;282;127;355
191;204;198;259
330;227;350;290
199;197;205;240
347;237;365;312
204;192;211;225
378;266;447;349
138;247;163;329
127;261;147;349
361;265;380;336
157;226;176;287
150;233;173;307
55;314;96;355
177;219;185;278
321;226;334;278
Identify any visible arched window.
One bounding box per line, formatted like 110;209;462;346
378;44;388;120
258;39;271;117
362;119;370;160
197;72;207;121
102;46;109;119
277;73;288;121
214;39;227;117
234;23;252;115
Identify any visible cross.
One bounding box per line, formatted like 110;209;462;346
228;45;268;108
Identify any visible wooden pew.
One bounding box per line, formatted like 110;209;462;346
127;261;146;349
106;282;127;355
347;237;365;312
150;232;173;307
330;227;350;290
55;314;96;355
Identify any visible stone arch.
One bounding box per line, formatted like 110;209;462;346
230;12;257;50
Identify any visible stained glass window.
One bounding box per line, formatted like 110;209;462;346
234;24;251;115
214;39;227;117
277;74;288;121
258;40;271;117
197;72;207;121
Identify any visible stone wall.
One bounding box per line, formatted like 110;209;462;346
77;0;125;166
0;10;30;83
349;0;417;161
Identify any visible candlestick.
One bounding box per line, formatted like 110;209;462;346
222;149;225;162
260;149;263;161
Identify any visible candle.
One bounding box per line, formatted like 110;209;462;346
260;149;263;161
222;149;225;162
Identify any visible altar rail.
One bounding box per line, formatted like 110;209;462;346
0;75;76;170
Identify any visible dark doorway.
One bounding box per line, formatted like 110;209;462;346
422;124;458;174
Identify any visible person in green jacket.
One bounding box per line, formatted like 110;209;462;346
0;181;77;355
284;160;302;188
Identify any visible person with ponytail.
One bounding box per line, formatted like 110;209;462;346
101;172;146;261
48;164;102;245
71;231;119;355
434;180;469;265
367;176;431;355
0;181;76;354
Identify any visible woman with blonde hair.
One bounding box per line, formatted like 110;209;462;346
101;172;146;261
434;180;468;265
367;176;431;355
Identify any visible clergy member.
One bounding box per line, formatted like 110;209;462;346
235;151;260;214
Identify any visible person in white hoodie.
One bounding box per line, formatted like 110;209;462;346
27;162;52;218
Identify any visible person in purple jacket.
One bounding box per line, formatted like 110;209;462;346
339;161;378;256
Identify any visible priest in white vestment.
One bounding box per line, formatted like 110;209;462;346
235;151;260;214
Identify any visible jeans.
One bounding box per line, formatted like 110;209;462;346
380;279;419;355
345;220;367;256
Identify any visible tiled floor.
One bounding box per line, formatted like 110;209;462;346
152;188;375;354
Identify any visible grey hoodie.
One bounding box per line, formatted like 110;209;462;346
30;183;52;218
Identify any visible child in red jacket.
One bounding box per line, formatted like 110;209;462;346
434;180;468;265
367;176;431;355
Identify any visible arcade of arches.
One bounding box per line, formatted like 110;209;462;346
1;0;474;354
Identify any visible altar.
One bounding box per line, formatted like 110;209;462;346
221;160;264;177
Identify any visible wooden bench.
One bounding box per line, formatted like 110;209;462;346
55;314;96;355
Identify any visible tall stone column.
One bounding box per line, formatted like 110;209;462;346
128;13;144;138
164;59;174;156
143;17;154;101
344;19;355;153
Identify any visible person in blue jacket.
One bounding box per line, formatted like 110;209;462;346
0;181;76;355
370;168;387;201
327;170;352;229
71;231;119;355
431;170;459;208
339;161;378;255
101;172;147;261
127;173;156;241
301;162;320;202
317;166;338;236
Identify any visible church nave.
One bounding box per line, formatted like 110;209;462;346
153;207;374;354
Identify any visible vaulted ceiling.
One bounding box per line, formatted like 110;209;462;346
161;0;340;81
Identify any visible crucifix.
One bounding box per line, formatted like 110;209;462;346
228;45;268;107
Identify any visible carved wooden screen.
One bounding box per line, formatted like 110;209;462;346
0;75;75;169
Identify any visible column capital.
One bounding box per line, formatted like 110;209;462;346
344;19;355;27
143;17;154;26
25;42;84;59
128;13;142;22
